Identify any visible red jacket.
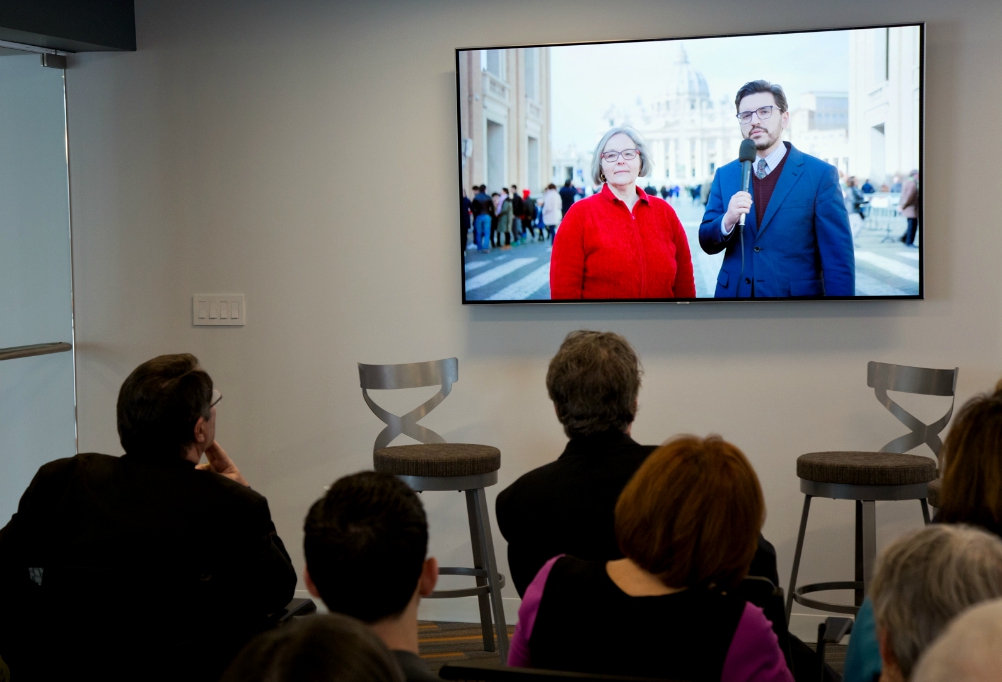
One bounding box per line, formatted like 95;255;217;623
550;185;696;299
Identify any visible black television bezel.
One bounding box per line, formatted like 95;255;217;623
456;22;925;305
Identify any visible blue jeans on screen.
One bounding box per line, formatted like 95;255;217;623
474;214;491;250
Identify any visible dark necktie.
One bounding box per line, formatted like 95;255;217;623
756;158;768;180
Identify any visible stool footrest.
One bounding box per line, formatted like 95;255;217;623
793;581;862;616
429;567;506;599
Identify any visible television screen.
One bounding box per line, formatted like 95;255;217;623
457;24;924;303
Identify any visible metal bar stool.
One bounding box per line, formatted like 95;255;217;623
785;362;957;624
359;358;509;663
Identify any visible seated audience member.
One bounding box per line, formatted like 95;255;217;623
912;598;1002;682
0;354;296;682
495;330;779;597
844;383;1002;682
507;435;793;682
221;613;404;682
303;471;439;682
869;525;1002;682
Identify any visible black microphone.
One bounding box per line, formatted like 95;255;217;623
738;138;757;228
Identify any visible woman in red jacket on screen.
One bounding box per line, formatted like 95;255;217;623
549;127;696;300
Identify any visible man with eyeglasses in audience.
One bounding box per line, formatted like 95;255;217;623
699;80;855;298
303;471;439;682
0;354;296;682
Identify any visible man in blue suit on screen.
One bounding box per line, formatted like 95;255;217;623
699;80;855;298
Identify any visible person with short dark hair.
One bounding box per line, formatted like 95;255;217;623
496;331;779;597
0;354;296;682
470;184;493;251
303;471;439;682
699;79;854;298
559;179;577;216
497;187;514;248
507;435;793;682
221;613;404;682
510;184;524;241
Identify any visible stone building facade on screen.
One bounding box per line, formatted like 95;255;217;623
848;25;922;185
458;47;552;196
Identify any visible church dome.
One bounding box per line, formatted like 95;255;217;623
671;45;709;101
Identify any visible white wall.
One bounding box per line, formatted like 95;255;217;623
66;0;1002;630
0;52;76;526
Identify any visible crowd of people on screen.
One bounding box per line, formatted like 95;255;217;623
462;79;920;300
2;331;1001;681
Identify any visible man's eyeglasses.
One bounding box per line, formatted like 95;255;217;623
601;149;640;163
736;106;778;124
210;389;223;408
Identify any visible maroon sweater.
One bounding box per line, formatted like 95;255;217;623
752;146;791;228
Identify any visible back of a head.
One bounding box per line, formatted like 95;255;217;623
304;471;428;622
546;330;641;438
871;524;1002;679
912;598;1002;682
117;353;213;459
614;435;764;591
221;614;404;682
939;385;1002;533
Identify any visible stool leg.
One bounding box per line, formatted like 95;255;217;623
786;494;812;625
470;487;509;664
465;489;495;653
854;501;864;606
861;500;877;600
920;499;931;525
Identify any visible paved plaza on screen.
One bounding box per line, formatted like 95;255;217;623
463;196;919;301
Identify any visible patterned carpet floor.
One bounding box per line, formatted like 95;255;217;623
418;622;511;672
418;622;848;677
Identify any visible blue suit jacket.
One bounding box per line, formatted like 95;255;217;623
699;144;855;298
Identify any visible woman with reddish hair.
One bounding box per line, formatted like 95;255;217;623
549;127;696;300
507;435;792;682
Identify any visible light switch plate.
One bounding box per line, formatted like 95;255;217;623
193;294;245;326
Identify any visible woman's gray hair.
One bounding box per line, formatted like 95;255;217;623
913;598;1002;682
591;127;653;185
871;524;1002;679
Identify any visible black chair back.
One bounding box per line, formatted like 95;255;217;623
731;576;794;673
439;662;683;682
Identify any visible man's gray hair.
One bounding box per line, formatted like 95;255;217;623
913;598;1002;682
590;127;653;185
871;525;1002;679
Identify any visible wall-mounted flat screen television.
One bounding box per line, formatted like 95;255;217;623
457;23;924;303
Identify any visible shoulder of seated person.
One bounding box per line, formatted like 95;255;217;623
36;452;120;478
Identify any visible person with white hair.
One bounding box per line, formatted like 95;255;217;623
911;598;1002;682
869;524;1002;682
549;126;695;300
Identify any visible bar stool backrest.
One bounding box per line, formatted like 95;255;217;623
867;361;959;459
358;358;459;451
358;358;459;390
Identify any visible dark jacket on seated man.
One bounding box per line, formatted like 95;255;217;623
496;430;779;596
0;354;296;682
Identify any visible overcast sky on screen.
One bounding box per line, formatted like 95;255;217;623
548;30;851;152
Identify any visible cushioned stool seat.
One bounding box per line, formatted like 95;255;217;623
797;452;937;487
374;444;501;478
786;362;957;627
927;478;942;508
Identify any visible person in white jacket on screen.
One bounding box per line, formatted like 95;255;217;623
540;183;562;243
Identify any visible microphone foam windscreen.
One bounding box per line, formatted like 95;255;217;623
739;138;757;163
